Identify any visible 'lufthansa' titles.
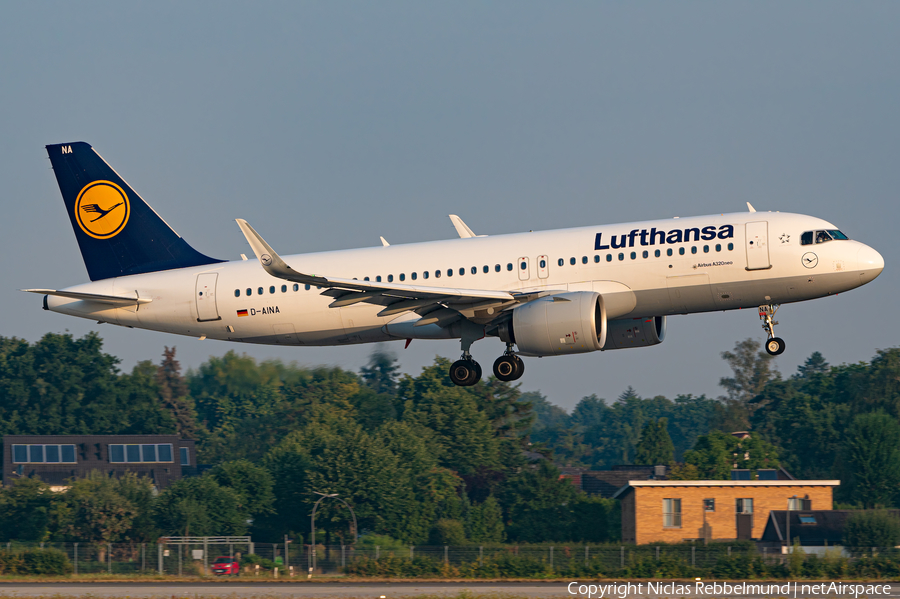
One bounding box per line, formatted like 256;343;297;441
594;224;734;250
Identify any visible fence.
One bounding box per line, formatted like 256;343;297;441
3;541;900;577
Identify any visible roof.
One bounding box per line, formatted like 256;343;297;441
760;510;900;546
612;479;840;499
583;466;664;498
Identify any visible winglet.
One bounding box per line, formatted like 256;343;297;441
235;219;329;286
747;202;757;213
449;215;476;238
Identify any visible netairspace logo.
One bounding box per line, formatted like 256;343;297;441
566;581;893;598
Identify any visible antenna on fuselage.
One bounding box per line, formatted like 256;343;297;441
747;202;757;213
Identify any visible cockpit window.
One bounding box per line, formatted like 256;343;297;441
801;230;849;245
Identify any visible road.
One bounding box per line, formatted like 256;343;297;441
0;581;897;598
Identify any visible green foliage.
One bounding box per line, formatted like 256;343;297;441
717;338;779;430
153;474;246;536
49;471;140;544
0;548;72;575
429;518;467;545
0;477;53;542
501;461;579;542
240;553;276;570
465;496;506;543
635;417;674;465
209;459;276;521
842;511;900;549
356;533;408;551
838;413;900;508
682;431;779;479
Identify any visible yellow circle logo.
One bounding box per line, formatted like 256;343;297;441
74;181;130;239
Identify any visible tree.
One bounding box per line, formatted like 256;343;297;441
209;460;276;522
153;475;246;536
838;412;900;508
500;460;579;542
635;418;674;465
465;496;506;543
156;347;200;439
718;338;779;429
795;351;829;379
842;511;900;549
0;477;53;541
360;347;400;395
682;431;779;479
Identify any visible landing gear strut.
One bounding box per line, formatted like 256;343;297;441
759;304;786;356
493;345;525;382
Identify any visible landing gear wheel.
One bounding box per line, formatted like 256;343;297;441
765;337;786;356
450;359;481;386
493;355;525;382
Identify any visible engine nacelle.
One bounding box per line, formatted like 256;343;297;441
603;316;666;350
502;291;607;357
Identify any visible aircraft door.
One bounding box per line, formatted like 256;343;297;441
745;221;771;270
517;256;530;281
537;255;549;279
195;273;220;321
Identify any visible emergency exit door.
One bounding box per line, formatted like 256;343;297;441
195;273;220;321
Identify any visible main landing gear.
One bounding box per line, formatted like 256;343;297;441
759;304;786;356
448;347;525;386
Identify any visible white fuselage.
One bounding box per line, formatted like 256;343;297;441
45;211;884;349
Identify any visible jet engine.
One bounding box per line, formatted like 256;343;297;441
603;316;666;349
499;291;607;357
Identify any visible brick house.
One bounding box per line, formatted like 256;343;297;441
614;480;839;544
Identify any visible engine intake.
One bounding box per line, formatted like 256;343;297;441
502;291;607;357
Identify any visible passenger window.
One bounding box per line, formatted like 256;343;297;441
594;255;600;263
728;243;734;251
364;277;369;281
667;249;673;257
293;284;299;291
423;271;429;279
246;288;251;296
376;276;382;282
691;247;697;254
268;286;274;294
801;231;813;245
388;275;394;282
582;256;588;264
305;284;311;290
618;253;624;261
558;258;564;267
411;272;417;280
540;259;546;268
281;285;287;292
447;269;453;277
507;263;513;271
606;254;612;262
630;252;636;260
570;257;576;265
435;270;441;278
494;264;501;272
399;274;405;281
703;245;709;253
258;287;263;295
459;267;465;276
679;248;685;255
520;261;527;270
642;250;648;258
471;266;477;275
654;249;660;257
715;244;721;252
234;289;240;298
483;265;489;273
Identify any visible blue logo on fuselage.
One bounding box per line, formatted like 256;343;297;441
594;224;734;250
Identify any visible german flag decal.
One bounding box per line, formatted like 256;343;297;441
237;309;249;317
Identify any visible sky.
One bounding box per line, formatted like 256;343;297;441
1;2;898;411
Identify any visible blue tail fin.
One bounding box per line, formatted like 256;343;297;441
47;142;224;281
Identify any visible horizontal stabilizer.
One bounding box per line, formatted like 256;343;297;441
22;289;152;306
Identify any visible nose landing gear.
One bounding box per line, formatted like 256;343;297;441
759;304;786;356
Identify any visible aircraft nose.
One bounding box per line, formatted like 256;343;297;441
857;245;884;284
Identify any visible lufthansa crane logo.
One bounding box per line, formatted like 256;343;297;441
74;181;130;239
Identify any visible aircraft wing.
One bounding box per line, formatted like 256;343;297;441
21;289;152;306
236;219;530;326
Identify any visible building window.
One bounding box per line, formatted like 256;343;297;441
663;498;682;527
704;498;715;512
12;444;77;463
788;497;811;510
180;447;190;466
109;443;174;463
736;498;753;514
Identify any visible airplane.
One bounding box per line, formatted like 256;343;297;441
25;142;884;386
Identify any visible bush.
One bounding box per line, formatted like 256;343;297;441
240;553;276;571
0;548;72;575
356;534;408;552
429;519;466;546
843;511;900;550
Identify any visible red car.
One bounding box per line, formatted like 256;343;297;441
211;556;240;575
